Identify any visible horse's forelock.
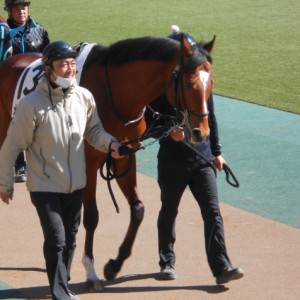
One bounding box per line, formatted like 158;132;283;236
85;37;179;66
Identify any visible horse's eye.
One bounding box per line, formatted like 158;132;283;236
185;81;193;88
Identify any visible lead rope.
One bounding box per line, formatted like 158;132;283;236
182;139;239;187
100;111;239;213
99;111;177;213
99;150;134;213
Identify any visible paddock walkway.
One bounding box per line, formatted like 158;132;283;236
0;172;299;300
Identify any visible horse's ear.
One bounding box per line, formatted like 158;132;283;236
180;33;193;56
203;35;216;54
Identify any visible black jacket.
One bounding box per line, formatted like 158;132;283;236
147;94;222;162
7;16;50;54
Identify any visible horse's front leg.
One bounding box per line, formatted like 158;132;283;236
82;148;103;291
103;155;145;280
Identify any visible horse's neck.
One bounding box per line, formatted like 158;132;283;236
109;62;176;109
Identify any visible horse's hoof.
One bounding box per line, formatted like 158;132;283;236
104;259;118;280
85;279;103;291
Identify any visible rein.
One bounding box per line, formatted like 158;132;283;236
99;111;177;213
99;152;133;213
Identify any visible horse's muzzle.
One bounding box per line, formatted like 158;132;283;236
191;128;209;143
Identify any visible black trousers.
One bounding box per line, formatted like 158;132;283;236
30;189;83;300
15;152;26;170
157;159;232;277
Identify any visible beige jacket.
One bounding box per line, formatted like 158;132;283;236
0;76;116;193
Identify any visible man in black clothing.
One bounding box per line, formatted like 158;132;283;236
147;93;244;284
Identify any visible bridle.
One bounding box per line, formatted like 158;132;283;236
168;46;210;121
103;38;210;126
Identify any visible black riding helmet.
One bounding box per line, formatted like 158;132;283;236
4;0;30;11
42;41;79;66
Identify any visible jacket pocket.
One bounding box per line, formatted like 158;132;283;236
40;148;50;178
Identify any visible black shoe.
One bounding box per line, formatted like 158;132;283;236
15;167;27;183
216;267;244;284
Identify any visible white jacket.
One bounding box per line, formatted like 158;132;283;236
0;76;116;193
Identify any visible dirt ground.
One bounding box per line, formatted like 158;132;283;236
0;173;299;300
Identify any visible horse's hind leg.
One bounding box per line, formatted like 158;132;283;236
103;159;145;280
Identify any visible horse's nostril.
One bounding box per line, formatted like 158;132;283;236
192;128;203;142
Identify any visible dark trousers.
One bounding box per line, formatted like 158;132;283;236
157;159;232;277
30;189;83;300
15;152;26;170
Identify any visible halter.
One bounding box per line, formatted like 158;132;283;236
170;47;210;121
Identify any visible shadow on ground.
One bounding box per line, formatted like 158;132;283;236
0;271;228;299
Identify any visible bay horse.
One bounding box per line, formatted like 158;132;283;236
0;33;215;290
0;15;12;61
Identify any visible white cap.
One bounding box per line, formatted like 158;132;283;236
170;24;180;34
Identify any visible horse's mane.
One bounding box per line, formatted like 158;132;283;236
85;36;180;66
85;36;213;67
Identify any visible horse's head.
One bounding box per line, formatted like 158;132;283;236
166;33;215;143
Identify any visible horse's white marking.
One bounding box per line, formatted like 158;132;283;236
199;70;210;112
82;254;103;291
199;70;210;91
11;43;95;117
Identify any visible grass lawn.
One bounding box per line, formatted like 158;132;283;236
30;0;299;113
